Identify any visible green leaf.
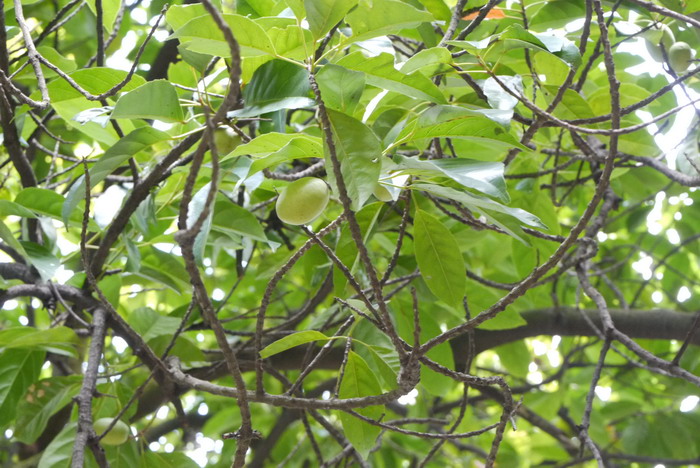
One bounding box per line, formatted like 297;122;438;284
336;52;445;104
171;14;276;58
316;64;365;116
14;376;83;443
0;219;26;257
400;46;452;74
0;349;44;427
165;4;207;31
111;80;184;122
413;209;466;305
325;109;382;210
305;0;358;39
212;197;269;243
140;452;200;468
449;24;581;69
138;247;191;293
345;0;434;45
129;307;184;343
229;132;323;159
15;187;96;229
19;241;60;282
37;421;79;468
187;183;215;267
541;85;595;120
47;68;145;145
62;127;171;225
0;199;37;218
494;341;531;379
229;59;313;118
392;154;509;202
47;68;146;103
338;351;383;459
412;183;546;232
260;330;332;358
0;327;79;357
393;105;524;150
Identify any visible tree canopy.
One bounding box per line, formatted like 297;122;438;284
1;0;700;466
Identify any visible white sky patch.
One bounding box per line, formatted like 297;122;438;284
651;291;663;304
646;192;666;235
398;389;418;405
197;403;209;416
107;31;138;71
212;288;225;301
130;7;148;24
112;336;128;354
680;395;699;412
595;386;612;401
94;185;127;228
677;286;691;302
547;350;561;367
531;339;547;356
666;228;680;245
632;253;653;280
156;405;169;419
187;433;224;467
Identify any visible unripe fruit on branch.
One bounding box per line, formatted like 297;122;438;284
213;127;241;155
638;21;675;62
275;177;330;225
94;418;130;446
669;41;693;72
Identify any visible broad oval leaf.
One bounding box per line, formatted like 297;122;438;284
111;80;184;122
338;351;383;459
336;52;445;104
413;209;466;305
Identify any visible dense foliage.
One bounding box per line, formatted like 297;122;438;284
1;0;700;466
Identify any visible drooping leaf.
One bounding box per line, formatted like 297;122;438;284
0;349;44;427
325;109;382;210
338;351;383;459
37;421;79;468
413;209;466;305
392;154;509;202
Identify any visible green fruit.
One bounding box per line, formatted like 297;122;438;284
94;418;130;446
213;127;241;155
641;23;675;62
275;177;330;225
669;41;693;72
